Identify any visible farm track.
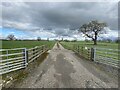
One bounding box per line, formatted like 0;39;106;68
12;43;118;88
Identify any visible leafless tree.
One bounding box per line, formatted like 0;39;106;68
79;20;107;45
47;38;49;41
37;37;41;41
7;34;16;40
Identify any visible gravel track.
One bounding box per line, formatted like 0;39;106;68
12;43;118;88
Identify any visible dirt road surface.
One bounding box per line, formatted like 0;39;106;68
12;43;118;88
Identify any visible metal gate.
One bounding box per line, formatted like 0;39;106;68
0;45;48;75
94;48;119;68
0;48;27;75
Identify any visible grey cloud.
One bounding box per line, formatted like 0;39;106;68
2;2;118;38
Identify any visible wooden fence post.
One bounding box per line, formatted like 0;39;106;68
73;45;75;51
78;45;79;53
75;45;77;52
42;45;44;52
88;48;90;60
33;48;35;59
81;46;83;55
91;48;96;61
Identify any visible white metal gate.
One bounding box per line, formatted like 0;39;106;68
94;48;119;68
0;45;48;75
0;48;27;75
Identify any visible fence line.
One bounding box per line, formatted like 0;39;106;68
27;45;48;63
0;45;48;75
72;44;119;68
73;45;91;60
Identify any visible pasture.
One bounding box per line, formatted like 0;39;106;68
1;40;55;75
1;40;55;83
1;40;55;49
61;41;119;68
61;41;118;50
1;40;119;88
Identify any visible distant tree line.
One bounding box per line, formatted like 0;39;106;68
3;34;119;44
4;34;50;41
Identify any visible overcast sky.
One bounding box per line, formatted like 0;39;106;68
1;1;118;40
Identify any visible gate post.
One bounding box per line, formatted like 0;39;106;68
81;46;83;55
91;48;96;61
88;48;90;60
77;45;79;53
23;48;28;67
73;45;75;51
25;49;28;66
33;48;35;58
42;45;44;52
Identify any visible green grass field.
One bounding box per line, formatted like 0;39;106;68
1;40;56;49
1;40;56;83
1;40;56;76
61;41;118;50
61;41;119;63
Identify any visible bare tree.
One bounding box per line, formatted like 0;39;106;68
37;37;41;41
79;20;107;45
7;34;16;40
115;38;119;43
47;38;49;41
